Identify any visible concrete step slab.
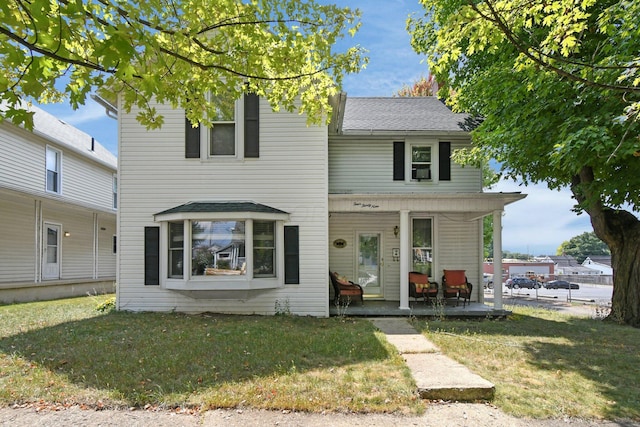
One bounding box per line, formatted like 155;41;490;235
370;317;495;402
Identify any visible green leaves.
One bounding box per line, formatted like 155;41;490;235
0;0;366;129
408;0;640;211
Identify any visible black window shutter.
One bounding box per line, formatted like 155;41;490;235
393;141;405;181
439;141;451;181
244;93;260;158
185;117;200;158
284;226;299;284
144;226;160;286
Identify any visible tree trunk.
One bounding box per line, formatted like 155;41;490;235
572;167;640;327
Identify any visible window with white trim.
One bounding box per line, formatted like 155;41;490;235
191;220;247;276
412;218;434;277
253;221;275;277
411;145;432;181
208;93;237;156
185;93;259;160
167;219;277;280
46;146;61;193
168;222;184;278
112;174;118;209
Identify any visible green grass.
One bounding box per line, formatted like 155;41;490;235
0;295;421;414
3;297;640;421
412;304;640;421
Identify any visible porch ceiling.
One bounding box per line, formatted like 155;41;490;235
329;192;526;217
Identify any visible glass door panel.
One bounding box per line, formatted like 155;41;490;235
43;223;60;279
357;233;382;297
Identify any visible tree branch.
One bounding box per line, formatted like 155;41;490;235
471;0;640;94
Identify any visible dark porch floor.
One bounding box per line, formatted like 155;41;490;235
329;299;510;318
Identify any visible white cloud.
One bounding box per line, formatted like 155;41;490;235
57;101;109;126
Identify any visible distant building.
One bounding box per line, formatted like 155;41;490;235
0;104;117;303
483;260;554;281
582;256;613;275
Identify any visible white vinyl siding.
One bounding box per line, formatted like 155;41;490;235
0;116;117;287
329;213;400;300
0;193;116;284
328;137;481;194
117;99;329;316
0;123;45;193
0;121;116;212
97;218;117;277
437;213;481;301
0;195;37;282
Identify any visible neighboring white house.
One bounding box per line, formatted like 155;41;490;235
116;94;525;316
582;256;613;275
0;104;117;303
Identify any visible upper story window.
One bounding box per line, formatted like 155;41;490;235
411;145;432;181
185;93;259;160
46;146;61;193
209;93;237;156
393;140;451;183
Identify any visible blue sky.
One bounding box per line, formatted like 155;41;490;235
36;0;593;255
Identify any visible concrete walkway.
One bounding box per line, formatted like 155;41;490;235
369;318;495;401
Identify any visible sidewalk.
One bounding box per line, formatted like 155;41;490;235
369;318;495;401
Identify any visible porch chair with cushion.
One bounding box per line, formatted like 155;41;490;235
442;269;473;307
329;271;364;306
408;271;439;304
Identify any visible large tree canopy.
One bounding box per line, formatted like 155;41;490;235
0;0;366;129
408;0;640;325
558;231;610;263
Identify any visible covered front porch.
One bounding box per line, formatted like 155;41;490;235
329;299;510;318
329;192;526;313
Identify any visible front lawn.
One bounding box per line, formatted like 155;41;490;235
0;296;420;414
413;304;640;421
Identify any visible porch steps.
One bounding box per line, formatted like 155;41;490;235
369;318;495;402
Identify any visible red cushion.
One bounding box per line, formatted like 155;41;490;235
444;269;466;286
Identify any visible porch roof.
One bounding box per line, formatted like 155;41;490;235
329;192;526;219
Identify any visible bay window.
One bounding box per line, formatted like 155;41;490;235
153;201;290;290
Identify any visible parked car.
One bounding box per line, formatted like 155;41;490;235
545;280;580;290
506;277;541;289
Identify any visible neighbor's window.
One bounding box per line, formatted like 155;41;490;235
209;93;236;156
412;218;433;277
191;221;247;276
46;146;62;193
253;221;275;277
168;222;184;278
112;174;118;209
411;145;431;180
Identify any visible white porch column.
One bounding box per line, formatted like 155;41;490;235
399;209;410;310
493;210;504;310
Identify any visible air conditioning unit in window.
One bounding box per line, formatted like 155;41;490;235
415;168;431;180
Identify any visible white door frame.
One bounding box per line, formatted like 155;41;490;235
42;222;61;280
355;231;383;297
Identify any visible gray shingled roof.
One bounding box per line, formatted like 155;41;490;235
341;97;472;134
156;201;289;216
31;104;117;169
2;102;117;169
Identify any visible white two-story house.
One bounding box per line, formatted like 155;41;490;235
116;93;524;316
0;104;117;303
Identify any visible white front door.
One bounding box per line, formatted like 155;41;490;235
357;232;382;297
43;223;61;280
